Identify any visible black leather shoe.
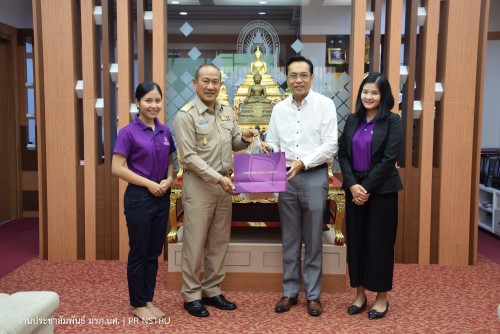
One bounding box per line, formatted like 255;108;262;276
184;300;209;317
202;294;237;310
347;298;367;315
368;302;389;320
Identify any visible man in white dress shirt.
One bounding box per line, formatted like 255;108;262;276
262;56;338;317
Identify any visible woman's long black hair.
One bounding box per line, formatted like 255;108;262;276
135;81;163;101
354;72;395;119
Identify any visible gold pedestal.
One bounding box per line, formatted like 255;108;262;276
238;102;274;123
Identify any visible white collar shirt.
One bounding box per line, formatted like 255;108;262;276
266;90;338;169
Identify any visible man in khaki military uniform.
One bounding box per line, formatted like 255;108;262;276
173;64;258;317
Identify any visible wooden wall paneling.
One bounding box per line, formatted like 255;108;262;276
369;0;382;72
417;0;440;265
101;0;118;259
74;2;87;261
383;0;404;262
469;0;491;265
152;0;167;124
431;0;449;264
137;0;146;83
40;0;79;260
349;0;366;112
152;0;167;260
21;171;38;190
73;1;85;262
32;0;47;259
383;0;403;111
0;24;16;218
430;167;440;263
12;27;21;220
76;161;85;260
0;23;19;221
117;0;134;261
395;168;405;262
0;35;12;220
401;0;418;263
81;0;99;260
101;0;111;260
436;0;480;266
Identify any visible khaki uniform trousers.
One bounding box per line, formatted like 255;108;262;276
181;171;232;302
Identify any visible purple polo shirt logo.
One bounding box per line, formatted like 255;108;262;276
163;137;170;146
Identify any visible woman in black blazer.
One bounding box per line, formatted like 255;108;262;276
338;72;403;319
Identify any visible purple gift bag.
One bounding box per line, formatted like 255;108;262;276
233;152;287;193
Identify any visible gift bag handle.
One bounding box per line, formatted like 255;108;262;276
249;136;255;154
248;136;269;156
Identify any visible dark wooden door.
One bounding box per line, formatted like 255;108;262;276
0;37;15;223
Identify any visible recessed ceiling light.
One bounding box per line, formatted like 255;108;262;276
170;1;180;4
180;11;187;15
259;12;266;15
259;1;267;4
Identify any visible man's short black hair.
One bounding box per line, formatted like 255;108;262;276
285;56;314;76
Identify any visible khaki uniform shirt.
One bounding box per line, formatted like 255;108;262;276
173;95;248;184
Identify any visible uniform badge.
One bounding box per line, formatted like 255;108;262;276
221;115;231;125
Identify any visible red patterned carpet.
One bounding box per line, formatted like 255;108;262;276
0;257;499;333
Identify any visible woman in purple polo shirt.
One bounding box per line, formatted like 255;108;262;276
338;73;403;320
112;81;176;321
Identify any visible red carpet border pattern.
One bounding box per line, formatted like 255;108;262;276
0;257;499;333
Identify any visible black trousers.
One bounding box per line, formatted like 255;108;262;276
345;191;398;292
124;184;170;307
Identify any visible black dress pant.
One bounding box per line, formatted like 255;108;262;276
345;191;398;292
124;184;170;307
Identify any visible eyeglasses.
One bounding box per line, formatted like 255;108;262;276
199;79;220;86
287;73;311;80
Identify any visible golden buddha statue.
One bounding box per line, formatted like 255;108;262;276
217;83;229;106
244;72;271;105
250;46;268;75
216;70;229;106
238;72;273;122
234;46;282;120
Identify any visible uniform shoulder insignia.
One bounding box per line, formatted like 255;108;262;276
180;102;193;112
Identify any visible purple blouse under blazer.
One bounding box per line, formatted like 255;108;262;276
114;115;176;183
351;117;376;172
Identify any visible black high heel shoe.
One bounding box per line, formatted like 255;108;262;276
368;302;389;319
347;298;367;315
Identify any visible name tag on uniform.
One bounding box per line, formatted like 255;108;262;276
198;118;209;126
